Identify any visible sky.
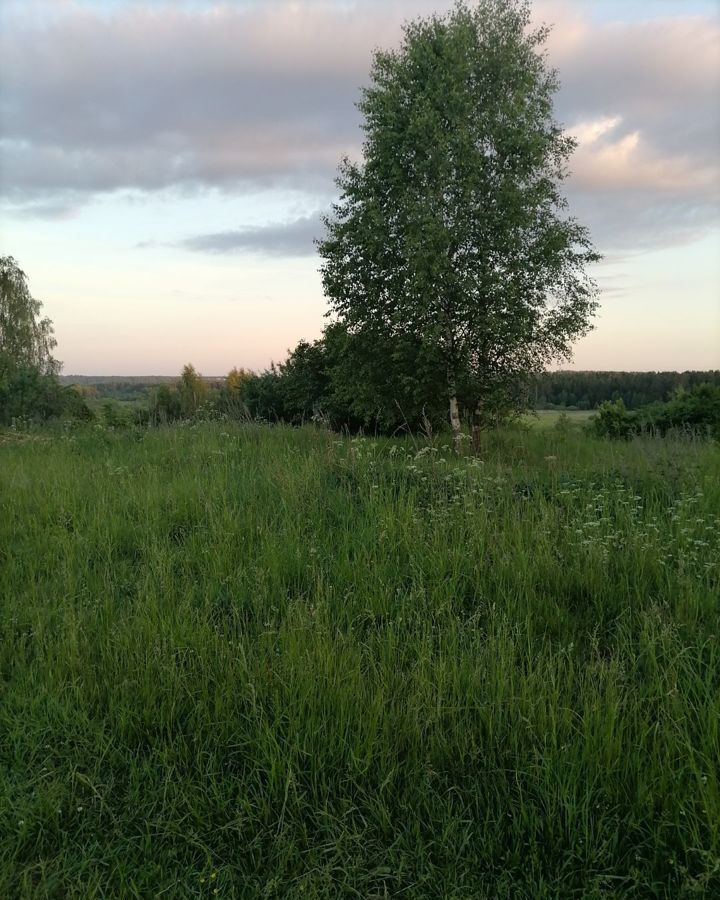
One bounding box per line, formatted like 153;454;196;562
0;0;718;375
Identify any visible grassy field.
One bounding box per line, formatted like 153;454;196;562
1;423;719;898
524;409;595;429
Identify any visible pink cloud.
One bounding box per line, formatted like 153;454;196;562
568;116;719;195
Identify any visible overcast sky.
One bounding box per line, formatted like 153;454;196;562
1;0;718;375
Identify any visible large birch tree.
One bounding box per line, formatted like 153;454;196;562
318;0;599;449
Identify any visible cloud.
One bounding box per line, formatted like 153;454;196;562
179;213;322;256
0;0;718;254
543;6;720;250
0;2;389;200
2;198;81;220
567;114;718;196
562;111;718;251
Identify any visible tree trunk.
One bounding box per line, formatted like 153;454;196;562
449;394;462;443
448;373;462;453
471;399;483;455
446;331;462;453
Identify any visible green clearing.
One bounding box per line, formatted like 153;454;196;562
1;424;719;898
523;409;595;429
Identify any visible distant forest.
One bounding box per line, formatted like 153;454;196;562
61;370;720;411
531;370;720;410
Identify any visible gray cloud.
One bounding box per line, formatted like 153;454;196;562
0;1;718;251
179;213;322;256
567;185;720;256
0;2;381;200
5;198;81;220
543;7;720;253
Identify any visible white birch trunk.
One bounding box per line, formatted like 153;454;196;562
449;393;462;453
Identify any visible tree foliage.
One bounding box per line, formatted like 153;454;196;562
318;0;599;444
178;364;208;417
0;368;91;426
0;256;91;424
0;255;60;377
590;385;720;439
140;357;720;441
226;367;252;395
532;370;720;410
149;384;183;425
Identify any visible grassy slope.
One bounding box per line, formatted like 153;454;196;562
1;424;719;898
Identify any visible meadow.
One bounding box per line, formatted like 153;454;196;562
1;422;719;898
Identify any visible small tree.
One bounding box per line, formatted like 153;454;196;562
149;384;182;425
220;367;253;420
177;364;208;417
318;0;599;450
0;255;60;377
590;399;638;440
226;367;252;395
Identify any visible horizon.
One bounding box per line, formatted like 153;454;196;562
58;367;720;381
1;0;719;375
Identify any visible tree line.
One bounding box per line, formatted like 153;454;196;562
532;370;720;411
74;364;720;418
144;345;720;440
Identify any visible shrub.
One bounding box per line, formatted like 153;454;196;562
591;386;720;440
149;384;183;425
646;384;720;436
589;399;638;439
101;400;132;429
0;367;92;425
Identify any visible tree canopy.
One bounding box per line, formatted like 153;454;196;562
0;255;59;377
0;256;95;424
318;0;599;447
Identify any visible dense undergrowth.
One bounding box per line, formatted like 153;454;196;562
1;423;719;898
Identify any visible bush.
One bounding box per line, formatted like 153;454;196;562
0;367;92;425
645;384;720;436
591;386;720;440
149;384;183;425
101;400;133;429
589;399;638;440
62;385;94;422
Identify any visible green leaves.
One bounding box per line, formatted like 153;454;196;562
318;0;599;429
0;255;60;379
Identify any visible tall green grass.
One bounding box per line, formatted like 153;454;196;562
1;423;719;898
